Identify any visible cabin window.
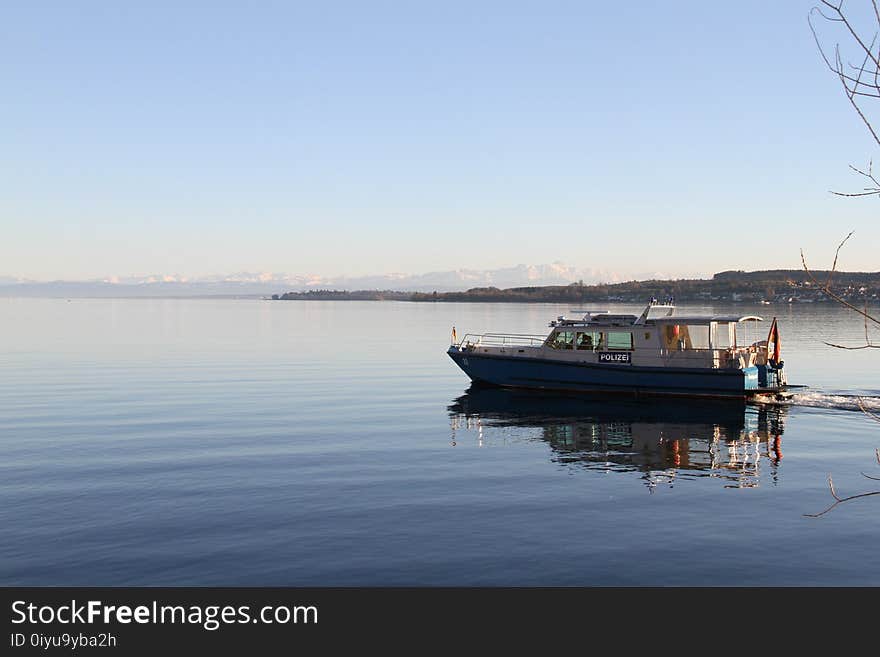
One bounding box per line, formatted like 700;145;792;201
607;331;634;350
576;331;601;350
712;322;733;349
663;324;709;350
664;325;685;350
688;325;710;349
548;330;575;350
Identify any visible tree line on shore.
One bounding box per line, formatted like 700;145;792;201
271;269;880;303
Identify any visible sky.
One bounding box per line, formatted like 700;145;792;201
2;1;879;281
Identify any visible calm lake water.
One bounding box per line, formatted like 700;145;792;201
1;298;879;586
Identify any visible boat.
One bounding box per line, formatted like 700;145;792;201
447;300;789;400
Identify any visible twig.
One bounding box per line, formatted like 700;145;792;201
826;231;854;289
801;248;880;328
811;2;880;194
822;341;880;348
821;300;880;347
805;489;880;517
857;399;880;423
829;162;880;196
862;446;880;479
820;0;880;70
805;473;880;517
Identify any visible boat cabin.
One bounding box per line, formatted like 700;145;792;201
544;305;768;370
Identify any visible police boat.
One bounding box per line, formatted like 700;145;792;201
447;300;789;400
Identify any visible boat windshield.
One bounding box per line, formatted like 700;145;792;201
547;330;575;350
576;331;601;350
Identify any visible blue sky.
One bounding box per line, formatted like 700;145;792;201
2;1;878;280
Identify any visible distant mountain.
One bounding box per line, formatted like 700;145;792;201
0;263;646;297
0;276;29;285
309;263;624;292
5;266;876;301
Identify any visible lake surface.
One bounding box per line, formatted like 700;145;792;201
1;298;879;586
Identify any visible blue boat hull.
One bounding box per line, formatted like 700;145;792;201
447;349;759;399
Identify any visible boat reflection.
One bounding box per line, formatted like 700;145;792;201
448;386;788;490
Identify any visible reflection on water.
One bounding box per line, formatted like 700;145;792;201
449;386;788;490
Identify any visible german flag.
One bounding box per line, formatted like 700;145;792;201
766;317;781;363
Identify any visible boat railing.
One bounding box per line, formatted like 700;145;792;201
660;344;769;368
458;332;548;348
659;344;767;355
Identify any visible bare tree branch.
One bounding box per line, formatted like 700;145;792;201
806;6;880;518
805;455;880;517
827;230;854;288
801;246;880;328
811;2;880;193
805;483;880;517
820;1;880;71
821;341;880;348
843;84;880;146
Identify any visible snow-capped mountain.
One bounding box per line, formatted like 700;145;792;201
0;263;694;297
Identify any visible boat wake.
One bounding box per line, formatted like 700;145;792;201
785;390;880;414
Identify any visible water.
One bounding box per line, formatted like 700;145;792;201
1;298;878;585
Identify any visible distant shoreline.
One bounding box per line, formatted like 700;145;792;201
271;269;880;305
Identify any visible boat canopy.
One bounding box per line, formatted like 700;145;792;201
651;315;763;324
